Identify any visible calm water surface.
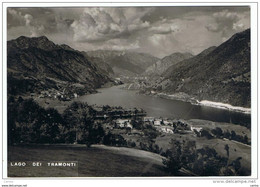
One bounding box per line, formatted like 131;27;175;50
77;85;250;126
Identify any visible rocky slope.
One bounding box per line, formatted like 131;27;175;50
145;52;193;76
86;50;159;76
82;52;114;77
144;29;251;108
7;36;112;96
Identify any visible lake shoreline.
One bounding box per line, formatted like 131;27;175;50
57;84;250;125
139;90;251;115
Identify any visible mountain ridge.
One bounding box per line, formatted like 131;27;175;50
144;52;194;76
7;35;112;96
144;29;251;108
86;50;159;76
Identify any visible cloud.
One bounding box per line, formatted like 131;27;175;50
7;8;26;28
206;9;250;39
233;22;245;30
24;14;33;26
148;22;179;35
7;7;250;58
71;7;151;43
206;10;239;32
104;39;140;51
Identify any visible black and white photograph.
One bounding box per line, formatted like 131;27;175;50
1;1;259;186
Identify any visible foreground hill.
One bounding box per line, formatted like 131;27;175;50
86;50;159;76
148;29;251;108
7;36;112;96
145;52;193;76
8;144;169;177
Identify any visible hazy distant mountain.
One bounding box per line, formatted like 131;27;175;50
150;29;251;107
82;52;114;77
145;52;193;76
86;50;159;76
7;36;112;95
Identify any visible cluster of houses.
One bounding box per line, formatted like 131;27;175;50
143;117;204;135
115;119;133;129
37;89;78;101
102;119;133;130
100;112;204;136
143;117;174;134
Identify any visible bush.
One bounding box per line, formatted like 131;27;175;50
127;140;136;148
200;129;213;139
103;133;126;147
143;128;160;139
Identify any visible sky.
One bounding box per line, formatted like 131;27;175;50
7;6;250;58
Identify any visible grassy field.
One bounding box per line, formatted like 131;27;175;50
8;144;168;177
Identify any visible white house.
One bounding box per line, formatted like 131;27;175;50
116;119;132;129
143;117;155;122
125;122;133;129
163;120;171;125
190;125;203;132
154;120;161;126
160;126;174;134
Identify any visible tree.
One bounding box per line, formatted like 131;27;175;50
143;128;159;139
224;144;230;159
7;97;18;145
103;133;126;146
131;118;143;130
223;130;231;139
84;122;105;147
231;130;237;140
220;157;243;176
63;102;96;144
229;157;242;174
162;140;182;175
244;135;249;144
181;140;196;167
139;142;149;151
192;147;228;176
201;129;213;139
8;97;65;144
211;127;223;138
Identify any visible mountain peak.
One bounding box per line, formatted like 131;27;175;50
8;35;58;51
229;28;250;41
15;35;49;42
34;35;49;41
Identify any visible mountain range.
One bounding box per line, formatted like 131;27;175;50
146;29;250;107
86;50;159;76
7;28;251;108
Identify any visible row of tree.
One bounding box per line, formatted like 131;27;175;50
8;97;105;145
194;127;250;145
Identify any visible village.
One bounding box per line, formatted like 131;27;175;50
96;110;203;136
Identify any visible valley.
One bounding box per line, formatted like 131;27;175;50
7;28;251;177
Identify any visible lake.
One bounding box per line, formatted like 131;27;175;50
77;85;251;126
